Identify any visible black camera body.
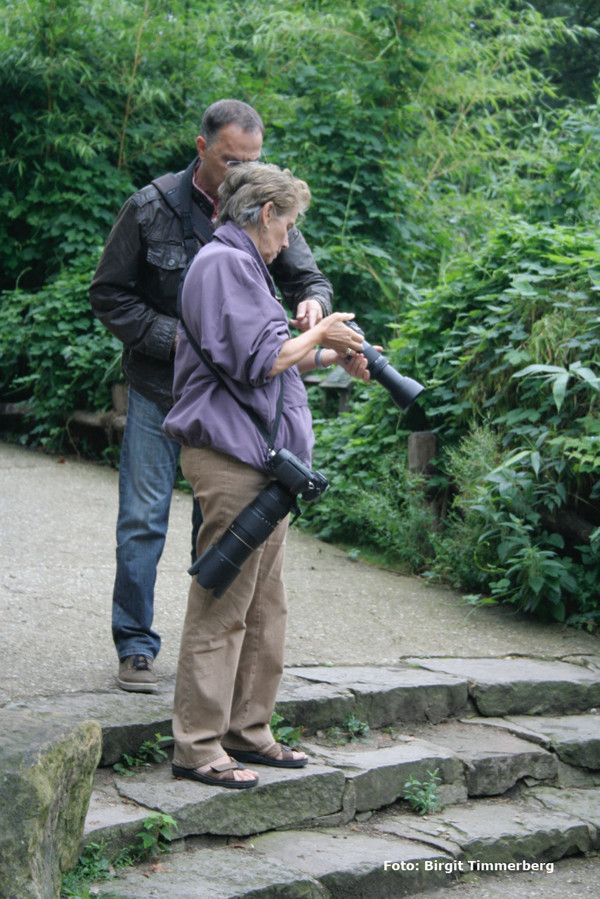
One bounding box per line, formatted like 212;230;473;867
267;447;329;502
189;449;328;598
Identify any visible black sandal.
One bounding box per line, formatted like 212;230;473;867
172;758;259;789
225;743;308;768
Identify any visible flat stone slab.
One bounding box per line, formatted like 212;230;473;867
276;672;357;734
374;797;593;864
91;843;328;898
9;690;175;767
506;713;600;769
84;794;600;898
405;719;557;796
306;737;466;810
248;827;455;898
526;785;600;845
88;827;461;899
286;665;469;727
85;762;346;844
16;662;599;775
406;658;600;716
85;770;152;844
11;664;469;767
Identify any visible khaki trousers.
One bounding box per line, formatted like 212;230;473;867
173;446;289;769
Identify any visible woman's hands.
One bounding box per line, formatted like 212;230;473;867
269;312;363;377
318;313;364;356
304;345;383;383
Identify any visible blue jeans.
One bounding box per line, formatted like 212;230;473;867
112;387;182;661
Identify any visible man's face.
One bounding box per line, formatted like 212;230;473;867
195;123;263;200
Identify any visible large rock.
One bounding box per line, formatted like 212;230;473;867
0;709;102;899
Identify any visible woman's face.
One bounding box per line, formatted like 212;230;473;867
257;206;298;265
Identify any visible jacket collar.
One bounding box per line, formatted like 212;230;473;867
213;221;277;298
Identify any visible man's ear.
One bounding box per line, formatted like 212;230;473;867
196;135;207;160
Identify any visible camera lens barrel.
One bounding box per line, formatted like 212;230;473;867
189;480;295;598
344;322;424;411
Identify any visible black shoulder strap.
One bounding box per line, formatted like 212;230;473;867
176;278;284;450
153;160;214;261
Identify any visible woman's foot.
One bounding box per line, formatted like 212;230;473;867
225;742;309;768
271;746;308;764
197;754;259;783
172;755;259;789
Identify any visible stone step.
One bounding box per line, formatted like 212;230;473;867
10;658;600;896
87;790;600;898
83;709;600;852
406;657;600;716
15;657;600;767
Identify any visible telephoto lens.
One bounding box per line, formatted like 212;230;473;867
189;449;330;598
188;480;297;598
345;321;424;410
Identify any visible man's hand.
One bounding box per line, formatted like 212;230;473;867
290;298;323;331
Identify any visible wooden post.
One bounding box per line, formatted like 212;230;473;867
408;431;437;472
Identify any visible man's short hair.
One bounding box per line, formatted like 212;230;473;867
200;99;265;147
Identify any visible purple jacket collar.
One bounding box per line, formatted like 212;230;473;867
212;221;277;299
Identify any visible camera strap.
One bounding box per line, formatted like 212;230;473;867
153;159;215;261
177;288;285;452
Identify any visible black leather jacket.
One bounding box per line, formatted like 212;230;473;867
89;163;333;409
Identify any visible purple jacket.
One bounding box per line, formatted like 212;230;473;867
162;222;314;473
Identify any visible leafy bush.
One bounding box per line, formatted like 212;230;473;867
308;218;600;624
0;0;193;292
0;256;121;450
2;0;600;627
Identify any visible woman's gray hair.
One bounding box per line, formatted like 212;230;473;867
216;163;311;228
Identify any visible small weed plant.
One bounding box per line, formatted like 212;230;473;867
134;811;178;857
271;711;303;748
402;768;443;815
61;813;177;897
113;733;172;776
326;714;371;745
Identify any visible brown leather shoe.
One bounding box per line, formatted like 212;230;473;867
117;654;158;693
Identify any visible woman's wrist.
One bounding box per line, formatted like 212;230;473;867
314;347;332;369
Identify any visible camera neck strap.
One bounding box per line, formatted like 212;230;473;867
153;159;215;262
177;287;284;451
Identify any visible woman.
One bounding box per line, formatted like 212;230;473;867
163;163;368;788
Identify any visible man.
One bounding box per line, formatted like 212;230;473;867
90;99;336;693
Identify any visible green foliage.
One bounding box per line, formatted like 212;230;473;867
0;256;121;450
60;811;177;897
270;711;303;748
402;768;443;815
310;218;600;623
2;0;600;625
61;841;117;896
325;714;371;745
112;732;172;776
421;223;600;618
0;0;197;291
134;811;178;857
529;0;600;102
